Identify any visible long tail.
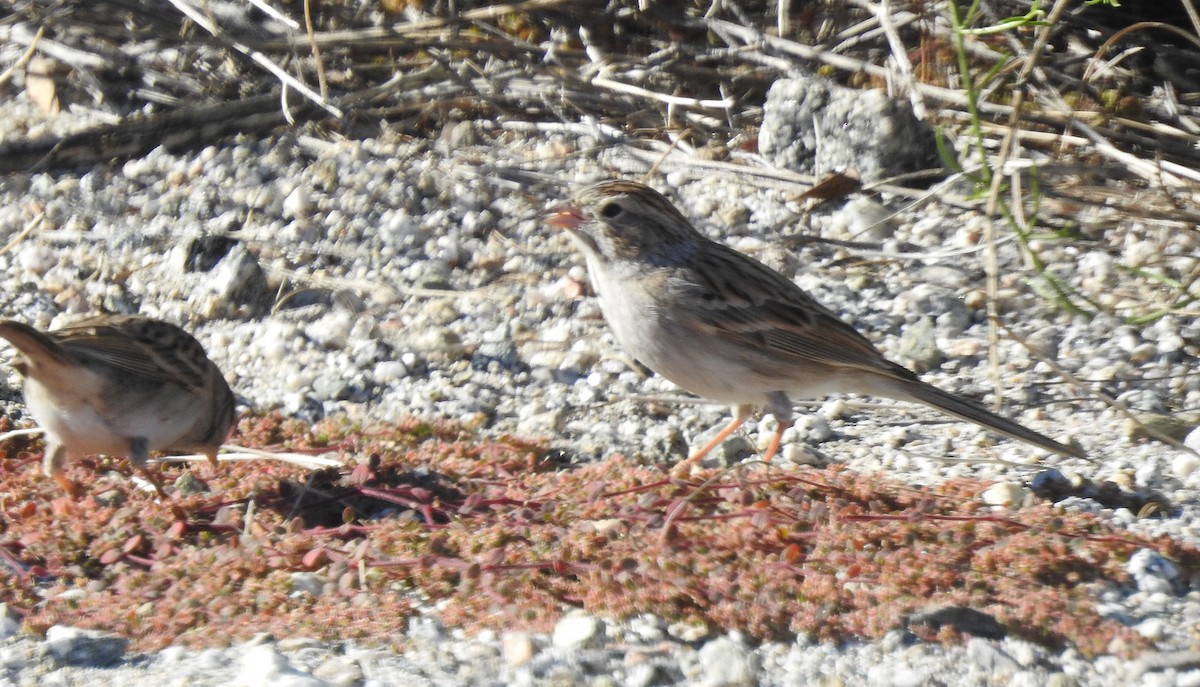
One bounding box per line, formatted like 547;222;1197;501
899;377;1086;459
0;320;74;373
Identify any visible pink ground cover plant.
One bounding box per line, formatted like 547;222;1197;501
0;413;1193;655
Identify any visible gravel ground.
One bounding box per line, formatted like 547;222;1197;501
1;91;1199;686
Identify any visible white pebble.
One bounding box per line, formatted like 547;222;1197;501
282;186;313;218
235;645;325;687
17;244;56;275
1128;548;1181;595
552;612;602;649
1173;452;1200;480
1135;618;1167;640
697;635;758;687
501;631;535;666
981;482;1028;508
288;572;324;598
781;443;823;466
374;360;410;382
1185;425;1200;453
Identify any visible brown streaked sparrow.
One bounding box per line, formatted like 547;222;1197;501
0;314;237;496
548;180;1084;472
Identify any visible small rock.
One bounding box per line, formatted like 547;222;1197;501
282;186;314;219
1126;413;1200;443
173;470;206;494
276;637;323;652
896;317;941;372
175;234;239;273
311;655;364;687
981;482;1029;508
193;241;272;317
518;409;565;435
93;489;125;507
44;625;129;667
1029;469;1075;499
1044;673;1077;687
827;196;895;241
0;605;17;641
697;635;758;687
626;663;659;687
759;74;938;182
781;443;826;466
306;311;354;349
374;360;410;383
501;631;536;666
1135;617;1167;639
962;285;995;310
711;434;754;464
289;572;326;597
552;612;602;649
236;644;328;687
1022;326;1062;359
472;340;522;372
791;414;833;443
668;620;710;642
966;638;1019;677
1128;548;1184;595
1172;451;1200;481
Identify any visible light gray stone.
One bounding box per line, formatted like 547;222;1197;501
697;635;758;687
43;625;128;667
760;74;938;182
553;613;603;649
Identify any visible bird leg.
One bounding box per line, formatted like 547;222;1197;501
129;437;167;497
761;417;793;463
130;437;187;521
671;404;753;477
43;443;78;497
761;391;795;464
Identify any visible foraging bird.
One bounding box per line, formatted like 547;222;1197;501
0;314;236;497
548;180;1084;471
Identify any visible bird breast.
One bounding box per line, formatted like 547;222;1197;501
21;371;212;457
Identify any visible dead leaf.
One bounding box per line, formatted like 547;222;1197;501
25;55;60;114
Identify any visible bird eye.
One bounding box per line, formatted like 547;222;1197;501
599;201;622;219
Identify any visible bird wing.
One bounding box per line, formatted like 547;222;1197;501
50;315;211;393
682;243;915;380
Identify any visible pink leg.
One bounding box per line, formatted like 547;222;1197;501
761;417;793;463
672;405;752;476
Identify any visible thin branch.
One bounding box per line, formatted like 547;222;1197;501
871;0;926;118
163;0;342;118
0;25;43;87
590;77;736;109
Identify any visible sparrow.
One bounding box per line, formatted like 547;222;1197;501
548;180;1084;471
0;314;237;497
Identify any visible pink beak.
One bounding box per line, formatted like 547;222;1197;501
546;205;584;229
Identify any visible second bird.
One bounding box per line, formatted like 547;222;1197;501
548;180;1084;471
0;314;237;496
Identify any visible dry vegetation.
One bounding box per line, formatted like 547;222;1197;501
0;412;1196;655
2;0;1197;319
2;0;1199;656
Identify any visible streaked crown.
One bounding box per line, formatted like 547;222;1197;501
568;180;707;262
